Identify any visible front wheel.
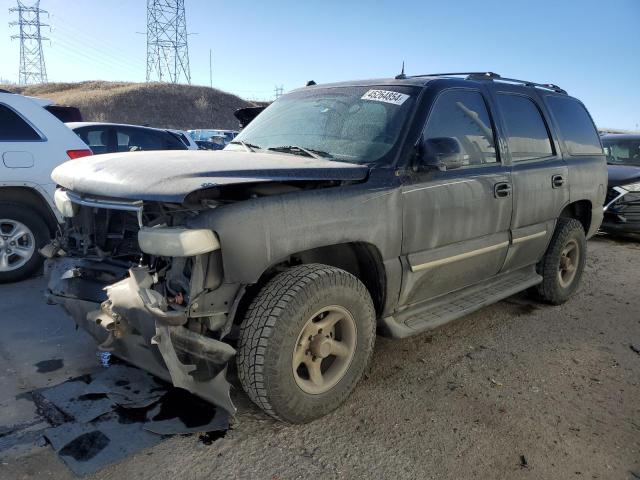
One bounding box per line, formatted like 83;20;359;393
535;218;587;305
237;264;376;423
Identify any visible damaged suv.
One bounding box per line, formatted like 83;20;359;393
45;73;606;423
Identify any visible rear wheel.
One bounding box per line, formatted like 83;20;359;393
237;264;376;423
0;203;50;283
535;218;586;305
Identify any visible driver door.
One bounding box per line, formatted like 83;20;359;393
399;88;512;307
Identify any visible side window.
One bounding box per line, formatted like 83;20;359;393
76;127;111;154
119;128;185;151
545;96;602;155
0;104;41;141
497;94;553;161
423;90;497;166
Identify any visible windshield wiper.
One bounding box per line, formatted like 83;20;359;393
267;145;333;159
230;140;260;152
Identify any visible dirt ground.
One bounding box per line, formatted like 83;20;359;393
2;235;639;479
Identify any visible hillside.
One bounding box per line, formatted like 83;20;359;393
0;81;257;130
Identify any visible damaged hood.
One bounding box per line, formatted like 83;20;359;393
51;150;369;203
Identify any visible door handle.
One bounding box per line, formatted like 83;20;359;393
494;182;512;198
552;175;565;188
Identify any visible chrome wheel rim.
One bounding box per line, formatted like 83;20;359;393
0;219;35;272
292;305;357;395
558;239;579;288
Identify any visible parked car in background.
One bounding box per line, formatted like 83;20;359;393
194;135;226;150
68;122;189;155
187;129;239;145
601;134;640;233
168;129;198;150
0;90;92;282
46;73;605;423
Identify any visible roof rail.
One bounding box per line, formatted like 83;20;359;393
408;72;567;94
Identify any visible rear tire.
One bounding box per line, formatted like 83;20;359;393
0;203;50;283
535;218;586;305
237;264;376;423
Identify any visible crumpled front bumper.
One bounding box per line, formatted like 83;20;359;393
45;257;237;414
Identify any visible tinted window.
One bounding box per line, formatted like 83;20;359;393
116;127;186;152
546;96;602;155
0;104;41;141
422;90;497;166
602;138;640;166
75;127;111;154
497;94;553;161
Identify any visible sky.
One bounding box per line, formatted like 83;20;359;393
0;0;638;130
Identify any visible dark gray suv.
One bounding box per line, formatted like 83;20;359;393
45;73;606;423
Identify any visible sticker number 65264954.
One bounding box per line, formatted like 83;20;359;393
361;89;410;105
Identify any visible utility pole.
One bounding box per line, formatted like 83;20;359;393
274;85;284;99
209;48;212;88
9;0;49;85
146;0;191;84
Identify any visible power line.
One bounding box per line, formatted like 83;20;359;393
9;0;49;85
146;0;190;84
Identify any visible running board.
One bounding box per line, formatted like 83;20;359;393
381;266;542;338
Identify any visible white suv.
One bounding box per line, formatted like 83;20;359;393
0;90;91;282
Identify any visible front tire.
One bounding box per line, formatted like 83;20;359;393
535;218;587;305
0;203;50;283
237;264;376;423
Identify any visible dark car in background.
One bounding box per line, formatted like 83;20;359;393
602;134;640;233
68;122;191;155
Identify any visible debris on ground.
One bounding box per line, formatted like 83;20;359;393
519;454;528;469
630;344;640;355
33;364;230;476
489;378;503;387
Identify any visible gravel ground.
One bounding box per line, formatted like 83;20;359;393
2;235;639;479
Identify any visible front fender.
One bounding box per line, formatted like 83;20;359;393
189;177;402;284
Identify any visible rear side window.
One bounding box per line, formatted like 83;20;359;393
497;94;553;161
75;127;112;155
117;127;186;152
0;104;41;141
545;96;602;155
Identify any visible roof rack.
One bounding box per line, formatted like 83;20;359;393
407;72;567;94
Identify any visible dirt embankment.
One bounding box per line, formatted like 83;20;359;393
1;81;257;130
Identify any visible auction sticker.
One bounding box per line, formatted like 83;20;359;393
361;89;409;105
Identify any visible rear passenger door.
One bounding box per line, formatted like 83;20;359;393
493;91;569;272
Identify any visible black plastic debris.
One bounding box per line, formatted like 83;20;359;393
44;412;164;476
83;365;165;409
39;380;115;423
36;363;231;476
519;455;528;469
35;358;64;373
143;388;229;435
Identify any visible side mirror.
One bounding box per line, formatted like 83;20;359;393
419;137;465;171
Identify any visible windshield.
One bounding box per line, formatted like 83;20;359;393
603;138;640;166
228;85;419;164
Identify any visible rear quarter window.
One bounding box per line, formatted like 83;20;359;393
0;104;41;141
545;96;602;155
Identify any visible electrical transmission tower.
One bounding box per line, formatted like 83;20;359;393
274;85;284;99
9;1;49;85
146;0;191;84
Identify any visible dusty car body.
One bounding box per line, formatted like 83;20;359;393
601;134;640;233
45;73;606;422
